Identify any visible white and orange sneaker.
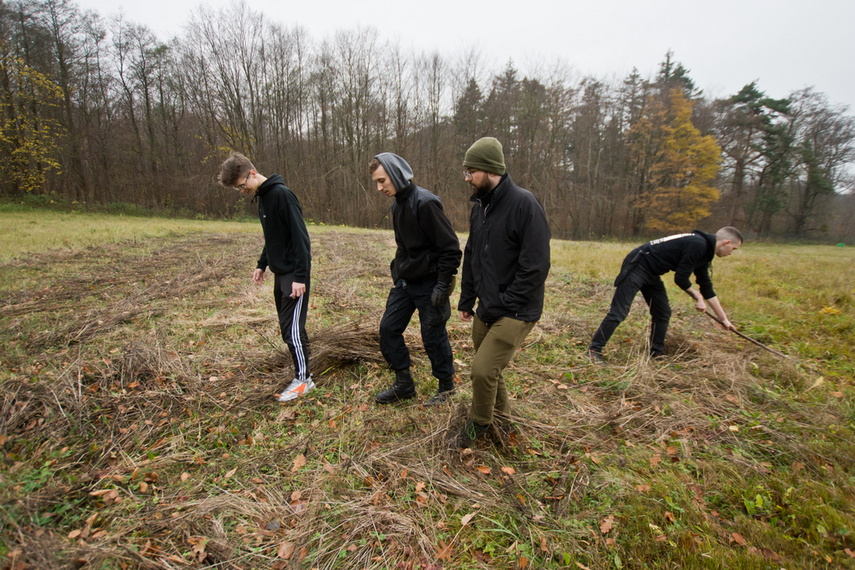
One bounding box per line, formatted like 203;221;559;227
277;376;315;402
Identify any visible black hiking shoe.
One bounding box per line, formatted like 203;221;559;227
650;350;664;359
588;349;606;365
456;419;489;448
375;369;417;404
425;378;455;406
424;388;455;406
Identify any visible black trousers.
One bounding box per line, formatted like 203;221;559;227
590;262;672;354
379;278;454;381
274;273;310;380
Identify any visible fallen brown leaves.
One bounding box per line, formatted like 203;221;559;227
276;541;295;559
599;515;614;534
291;454;306;472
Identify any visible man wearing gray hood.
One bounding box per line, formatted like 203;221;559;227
370;153;462;405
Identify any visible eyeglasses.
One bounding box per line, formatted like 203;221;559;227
463;169;480;179
234;173;251;191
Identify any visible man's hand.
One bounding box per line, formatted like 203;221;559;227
253;268;265;285
291;282;306;298
460;310;473;322
431;281;452;307
686;287;706;312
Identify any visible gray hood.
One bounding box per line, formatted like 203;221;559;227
375;152;413;193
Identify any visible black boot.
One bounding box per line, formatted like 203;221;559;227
456;419;489;448
588;349;606;365
375;369;417;404
425;378;455;406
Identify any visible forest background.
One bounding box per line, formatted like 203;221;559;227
2;0;854;241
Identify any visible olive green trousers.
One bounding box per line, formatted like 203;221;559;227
469;315;536;426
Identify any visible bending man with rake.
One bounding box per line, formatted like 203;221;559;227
588;227;743;364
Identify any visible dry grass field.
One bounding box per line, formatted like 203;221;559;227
1;207;853;569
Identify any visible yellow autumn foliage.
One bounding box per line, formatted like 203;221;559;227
0;55;65;192
635;89;722;234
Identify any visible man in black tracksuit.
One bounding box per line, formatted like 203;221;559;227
217;153;314;402
457;137;551;447
370;152;462;405
588;227;743;363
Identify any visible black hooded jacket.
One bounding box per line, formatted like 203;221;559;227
254;174;311;281
375;153;461;285
631;230;717;298
458;173;551;324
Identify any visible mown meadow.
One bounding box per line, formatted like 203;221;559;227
1;205;853;569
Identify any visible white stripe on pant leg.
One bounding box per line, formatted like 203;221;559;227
290;294;307;380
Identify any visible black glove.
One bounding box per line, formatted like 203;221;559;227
431;281;452;307
425;303;451;327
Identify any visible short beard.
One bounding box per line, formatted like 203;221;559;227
471;176;493;197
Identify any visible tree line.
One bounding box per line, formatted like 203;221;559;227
2;0;854;240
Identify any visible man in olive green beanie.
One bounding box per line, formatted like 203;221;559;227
456;137;551;448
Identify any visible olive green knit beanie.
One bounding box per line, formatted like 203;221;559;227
463;137;506;175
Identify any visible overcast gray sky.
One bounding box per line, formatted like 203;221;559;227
76;0;854;112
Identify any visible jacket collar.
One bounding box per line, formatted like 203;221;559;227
471;173;510;206
693;229;717;259
394;181;416;203
695;229;715;246
254;173;283;199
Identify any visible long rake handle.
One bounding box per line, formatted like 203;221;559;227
702;310;793;360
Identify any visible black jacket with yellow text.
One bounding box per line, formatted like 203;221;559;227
631;230;717;298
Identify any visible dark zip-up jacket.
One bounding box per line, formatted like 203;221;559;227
632;230;716;298
375;153;461;285
254;174;311;281
458;173;551;324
